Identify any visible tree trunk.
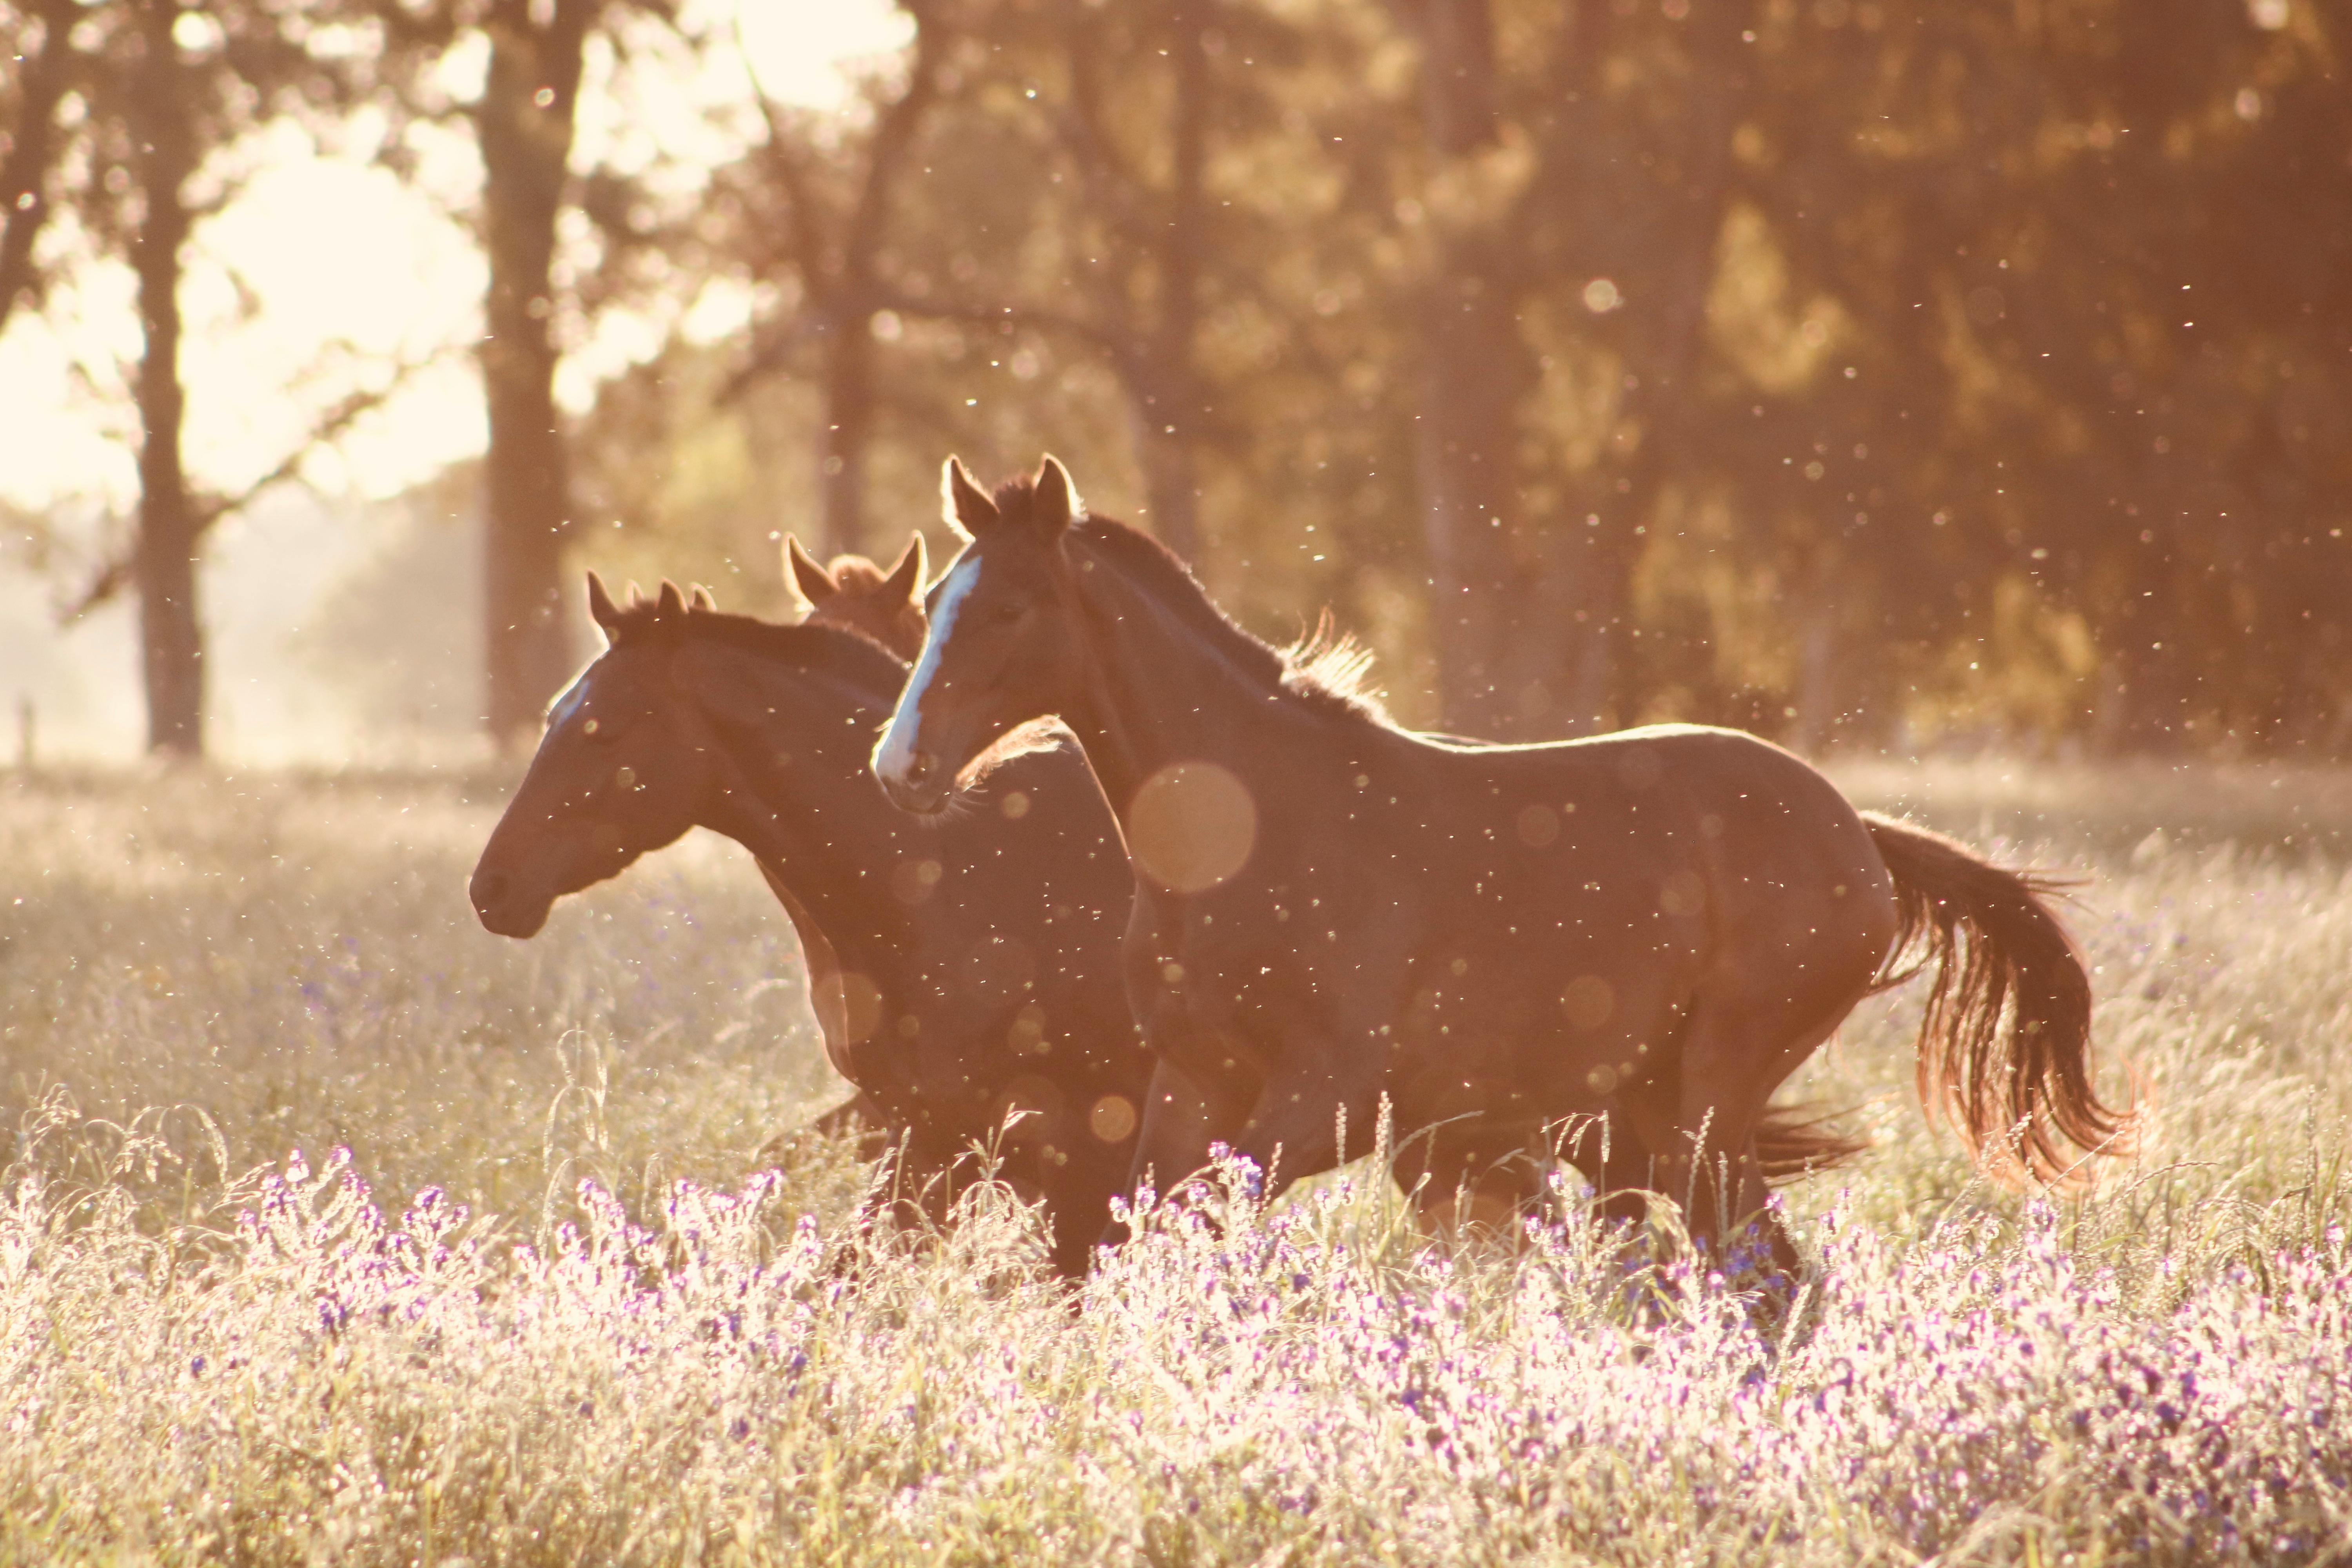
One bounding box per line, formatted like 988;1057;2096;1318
0;0;81;337
477;0;594;741
1417;270;1541;734
1408;0;1546;736
1131;399;1203;565
1136;0;1211;566
131;0;202;758
1053;1;1211;564
1793;559;1842;753
1551;0;1755;733
800;6;944;560
1561;525;1626;733
817;304;875;558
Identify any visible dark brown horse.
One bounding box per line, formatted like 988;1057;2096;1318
469;571;1148;1275
873;457;2133;1262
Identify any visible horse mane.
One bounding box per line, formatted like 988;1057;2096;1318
1282;610;1385;718
1026;496;1388;724
601;594;907;695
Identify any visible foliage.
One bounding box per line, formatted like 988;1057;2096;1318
3;0;2346;749
625;0;2352;744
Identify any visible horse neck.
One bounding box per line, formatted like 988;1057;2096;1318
1062;534;1314;814
679;645;918;963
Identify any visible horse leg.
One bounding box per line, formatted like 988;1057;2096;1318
1553;1107;1670;1238
1396;1103;1677;1255
1229;1033;1383;1204
1392;1122;1549;1250
1621;978;1877;1276
1107;1056;1236;1244
1622;857;1899;1272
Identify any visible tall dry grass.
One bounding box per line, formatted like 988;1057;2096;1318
3;760;2349;1565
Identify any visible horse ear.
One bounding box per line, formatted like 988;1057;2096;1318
1033;454;1082;536
656;580;687;619
784;534;837;607
690;584;717;612
942;456;998;540
882;532;927;604
585;570;622;637
625;580;647;610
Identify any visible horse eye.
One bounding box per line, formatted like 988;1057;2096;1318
997;601;1027;623
582;717;600;737
613;765;637;791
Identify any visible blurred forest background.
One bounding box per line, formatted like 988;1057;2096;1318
2;0;2347;759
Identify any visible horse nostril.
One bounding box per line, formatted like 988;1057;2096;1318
474;869;509;907
907;752;939;784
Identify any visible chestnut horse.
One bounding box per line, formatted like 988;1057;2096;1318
469;568;1148;1276
873;457;2132;1263
788;533;929;660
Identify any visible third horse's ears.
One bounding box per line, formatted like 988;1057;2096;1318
882;532;927;603
690;584;717;612
784;534;836;606
942;455;998;540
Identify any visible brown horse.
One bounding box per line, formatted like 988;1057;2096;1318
469;572;1149;1276
782;534;940;1154
872;457;2132;1263
788;534;928;660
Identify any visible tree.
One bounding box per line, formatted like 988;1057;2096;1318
1736;0;2352;750
718;0;1241;566
0;0;83;337
474;0;600;741
1533;0;1761;735
370;0;690;742
11;0;392;756
126;0;203;756
1390;0;1547;735
565;0;2352;753
722;2;948;559
1024;0;1228;563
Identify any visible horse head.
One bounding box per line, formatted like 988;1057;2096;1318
468;573;716;937
872;455;1090;815
787;533;927;662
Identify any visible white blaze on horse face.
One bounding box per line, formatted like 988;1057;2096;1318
876;553;982;785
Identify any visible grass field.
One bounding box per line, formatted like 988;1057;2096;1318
3;759;2349;1565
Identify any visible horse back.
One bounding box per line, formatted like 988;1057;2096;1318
1230;721;1891;1009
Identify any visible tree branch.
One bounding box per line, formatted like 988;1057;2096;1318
881;287;1138;365
717;306;817;405
724;6;952;406
736;20;833;287
64;348;446;620
1056;11;1161;253
835;4;947;310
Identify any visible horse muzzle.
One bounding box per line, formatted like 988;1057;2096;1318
875;746;954;817
469;864;552;938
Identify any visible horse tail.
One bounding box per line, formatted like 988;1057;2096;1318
1862;811;2132;1183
